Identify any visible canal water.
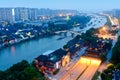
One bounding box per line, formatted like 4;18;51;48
0;15;107;70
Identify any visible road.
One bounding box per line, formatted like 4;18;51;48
78;58;101;80
98;62;108;73
60;57;101;80
60;58;87;80
52;47;87;80
51;14;107;80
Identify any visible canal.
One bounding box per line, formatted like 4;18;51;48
0;15;107;70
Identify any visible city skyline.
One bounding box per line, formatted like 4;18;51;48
0;0;120;11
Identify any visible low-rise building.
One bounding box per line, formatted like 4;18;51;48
35;48;71;74
85;39;111;57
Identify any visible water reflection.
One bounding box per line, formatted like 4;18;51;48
11;46;15;55
0;15;107;70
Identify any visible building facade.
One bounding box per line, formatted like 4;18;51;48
14;8;29;21
0;8;13;22
35;48;71;74
28;8;39;20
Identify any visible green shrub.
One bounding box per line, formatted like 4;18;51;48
53;69;60;75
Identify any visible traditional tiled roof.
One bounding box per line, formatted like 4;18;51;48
36;55;49;62
69;45;80;54
36;48;68;63
48;48;68;63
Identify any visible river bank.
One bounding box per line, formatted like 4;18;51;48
0;14;107;70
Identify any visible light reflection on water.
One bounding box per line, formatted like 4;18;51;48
0;35;71;70
0;15;107;70
11;46;15;54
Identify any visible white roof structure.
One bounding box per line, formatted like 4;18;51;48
43;50;54;56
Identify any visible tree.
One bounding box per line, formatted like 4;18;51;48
74;35;81;40
0;71;6;80
101;72;106;80
116;63;120;70
111;44;120;64
85;28;95;36
101;64;115;80
104;42;112;50
100;54;107;62
101;69;112;80
107;63;115;71
110;36;120;64
0;60;44;80
53;69;60;75
70;15;91;26
63;44;68;49
80;28;99;43
8;60;30;72
18;67;41;80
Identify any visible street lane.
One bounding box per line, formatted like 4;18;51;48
78;58;101;80
53;47;87;80
60;57;101;80
60;59;82;80
63;61;87;80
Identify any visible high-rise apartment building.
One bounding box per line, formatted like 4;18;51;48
0;7;79;22
0;8;14;22
28;8;38;20
112;9;120;19
14;8;29;21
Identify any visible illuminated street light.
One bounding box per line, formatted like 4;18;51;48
102;27;106;31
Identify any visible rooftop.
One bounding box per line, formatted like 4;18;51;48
48;48;68;63
42;50;54;56
36;48;68;63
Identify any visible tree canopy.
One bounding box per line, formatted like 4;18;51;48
110;36;120;64
0;60;44;80
81;28;98;43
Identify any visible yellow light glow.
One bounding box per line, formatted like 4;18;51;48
91;60;101;65
80;57;90;65
102;27;106;31
99;26;108;35
27;32;31;36
80;57;101;66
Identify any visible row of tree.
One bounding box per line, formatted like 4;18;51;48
110;36;120;65
101;63;120;80
0;60;45;80
80;28;99;43
101;36;120;80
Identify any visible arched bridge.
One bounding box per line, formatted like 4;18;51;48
55;30;81;35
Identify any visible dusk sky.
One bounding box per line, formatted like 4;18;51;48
0;0;120;11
